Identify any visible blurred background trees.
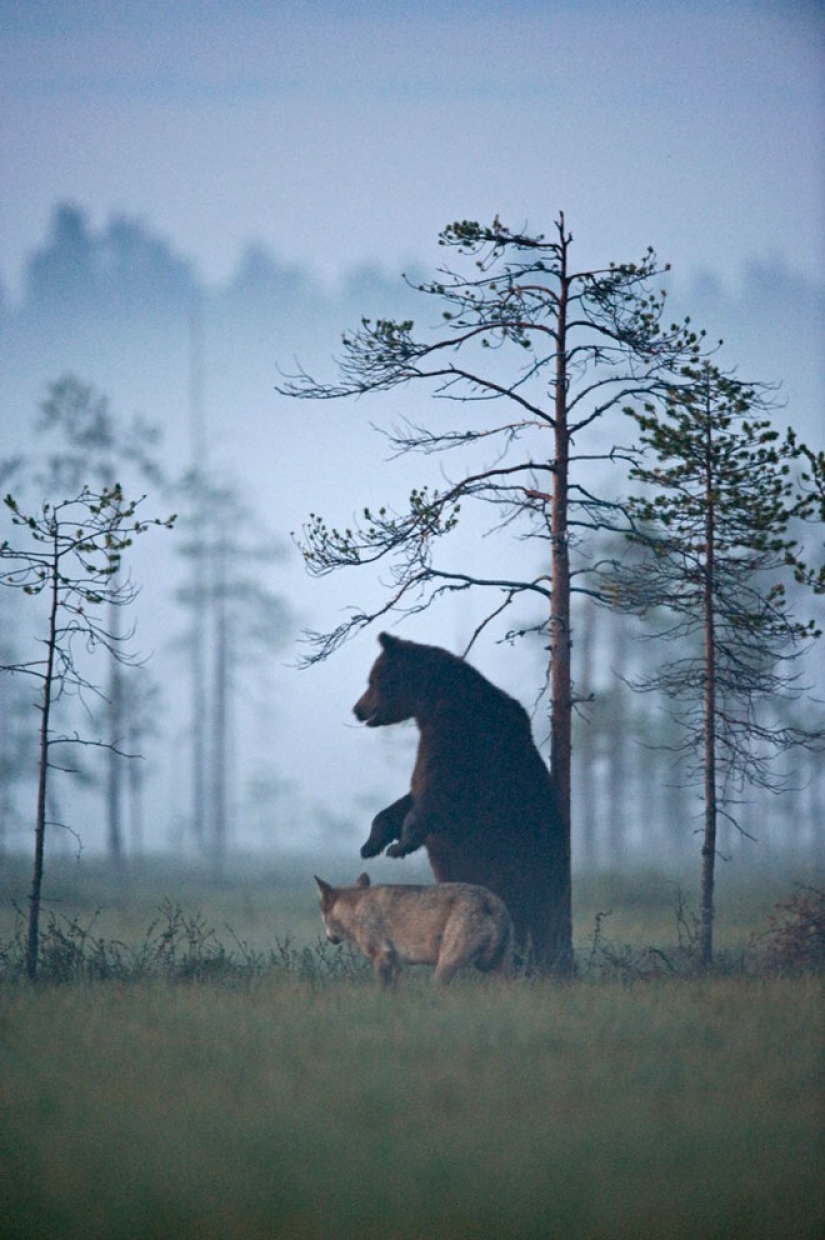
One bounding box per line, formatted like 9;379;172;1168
1;201;821;880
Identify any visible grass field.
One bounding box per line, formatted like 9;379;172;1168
1;857;823;1240
2;852;817;962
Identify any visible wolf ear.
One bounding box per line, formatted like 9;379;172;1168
314;876;333;899
355;872;371;888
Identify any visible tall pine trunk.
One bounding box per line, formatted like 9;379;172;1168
549;221;574;973
699;416;718;968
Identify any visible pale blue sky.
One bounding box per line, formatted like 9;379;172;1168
1;0;822;298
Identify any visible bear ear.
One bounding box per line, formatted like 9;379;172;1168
355;872;371;888
378;631;401;652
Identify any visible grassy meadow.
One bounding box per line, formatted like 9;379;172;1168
0;856;823;1240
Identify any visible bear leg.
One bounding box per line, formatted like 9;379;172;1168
360;793;414;858
385;803;430;858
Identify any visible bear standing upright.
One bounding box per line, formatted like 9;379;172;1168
354;632;570;971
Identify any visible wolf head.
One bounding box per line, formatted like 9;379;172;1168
314;873;371;943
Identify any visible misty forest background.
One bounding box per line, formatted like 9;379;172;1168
1;203;823;875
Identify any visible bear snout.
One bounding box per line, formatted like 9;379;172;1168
353;694;380;726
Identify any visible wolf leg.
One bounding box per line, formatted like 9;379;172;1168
432;915;473;985
373;945;400;989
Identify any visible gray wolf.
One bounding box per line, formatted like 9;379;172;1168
314;872;514;988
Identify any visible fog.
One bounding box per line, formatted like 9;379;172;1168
1;2;822;872
1;207;822;872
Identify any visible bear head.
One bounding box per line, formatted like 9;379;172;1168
353;631;429;727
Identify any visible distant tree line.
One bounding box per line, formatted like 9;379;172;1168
2;202;420;334
0;375;292;886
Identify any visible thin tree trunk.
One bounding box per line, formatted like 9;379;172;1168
0;705;10;857
575;597;597;867
127;724;144;856
189;305;208;850
191;548;208;849
700;410;717;968
606;622;629;867
27;530;59;979
106;596;124;869
210;542;228;872
549;216;574;973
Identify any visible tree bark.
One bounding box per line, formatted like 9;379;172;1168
700;409;717;969
106;595;124;869
27;527;59;979
549;219;574;972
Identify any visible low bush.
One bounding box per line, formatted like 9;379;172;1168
0;899;370;986
5;883;824;987
749;885;825;975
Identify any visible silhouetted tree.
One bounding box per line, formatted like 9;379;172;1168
614;362;823;965
278;214;711;973
0;486;175;977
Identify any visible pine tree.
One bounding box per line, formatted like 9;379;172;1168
616;362;823;965
279;214;709;971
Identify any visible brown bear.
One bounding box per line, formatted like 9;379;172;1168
353;631;570;971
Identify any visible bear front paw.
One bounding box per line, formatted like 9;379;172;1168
360;838;383;859
386;837;418;859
